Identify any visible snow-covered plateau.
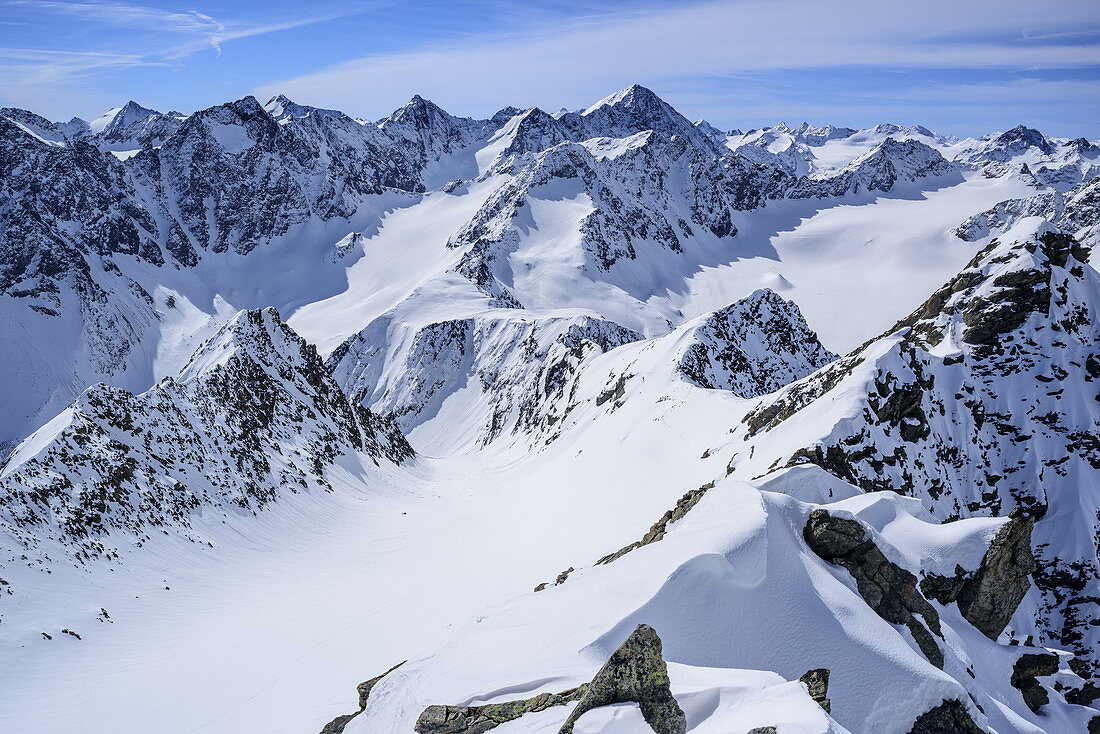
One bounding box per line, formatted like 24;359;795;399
1;85;1098;734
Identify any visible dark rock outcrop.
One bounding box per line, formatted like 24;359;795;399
906;699;984;734
1010;651;1058;713
799;668;831;713
357;660;406;711
955;509;1040;640
558;624;686;734
804;510;944;668
921;507;1040;641
318;660;406;734
1065;681;1100;707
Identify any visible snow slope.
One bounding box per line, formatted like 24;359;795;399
1;85;1099;734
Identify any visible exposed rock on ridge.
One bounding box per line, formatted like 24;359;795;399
803;510;945;668
558;623;686;734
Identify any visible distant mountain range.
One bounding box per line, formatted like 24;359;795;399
0;85;1098;734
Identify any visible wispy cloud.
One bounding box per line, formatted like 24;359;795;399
5;0;371;55
0;0;380;114
254;0;1100;123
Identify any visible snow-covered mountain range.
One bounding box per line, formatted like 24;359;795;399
1;85;1098;734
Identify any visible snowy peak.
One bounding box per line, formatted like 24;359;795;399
86;100;159;135
383;94;460;135
693;118;726;140
995;124;1055;156
0;307;412;565
263;93;305;120
101;100;161;133
789;137;958;197
92;100;184;151
579;83;708;147
380;93;490;170
0;107;70;146
743;226;1100;673
262;94;342;122
482;106;571;174
178;306;315;383
678;289;836;397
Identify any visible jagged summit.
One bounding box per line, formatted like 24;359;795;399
582;83;663;115
383;93;453;127
577;83;708;146
0;307;412;564
678;288;836;397
103;100;160;131
995;124;1055;155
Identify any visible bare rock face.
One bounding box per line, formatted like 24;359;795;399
920;507;1040;641
357;660;407;710
803;510;944;668
1010;651;1058;713
906;699;984;734
318;660;406;734
955;508;1040;640
558;624;686;734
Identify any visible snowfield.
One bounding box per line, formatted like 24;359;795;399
1;86;1099;734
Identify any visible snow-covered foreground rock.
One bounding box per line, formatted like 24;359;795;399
1;85;1099;733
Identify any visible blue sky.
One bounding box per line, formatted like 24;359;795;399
2;0;1099;138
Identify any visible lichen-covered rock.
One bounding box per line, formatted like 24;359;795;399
558;624;686;734
414;687;585;734
906;699;984;734
804;510;944;668
1010;651;1058;713
798;668;831;713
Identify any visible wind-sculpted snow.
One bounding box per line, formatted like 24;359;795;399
742;225;1100;675
346;471;1094;734
678;289;836;397
0;308;411;572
